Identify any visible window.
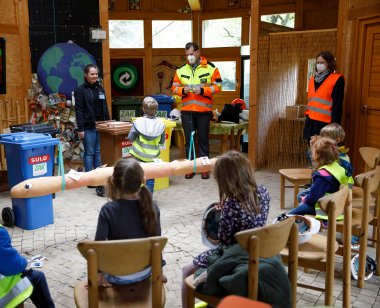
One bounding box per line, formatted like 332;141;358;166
109;20;144;48
202;18;242;48
152;20;192;48
307;58;316;91
213;61;236;91
260;13;295;28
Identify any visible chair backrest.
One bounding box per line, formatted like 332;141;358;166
317;185;352;306
77;236;167;308
234;218;298;305
359;147;380;172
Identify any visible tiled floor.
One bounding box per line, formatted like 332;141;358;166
0;146;379;307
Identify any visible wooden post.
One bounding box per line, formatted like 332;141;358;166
295;0;304;30
144;19;153;95
248;0;259;168
99;0;112;115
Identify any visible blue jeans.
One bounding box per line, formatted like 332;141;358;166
83;128;101;172
25;269;55;307
288;202;316;216
146;179;155;195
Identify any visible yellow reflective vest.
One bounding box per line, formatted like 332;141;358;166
315;161;348;220
0;225;33;308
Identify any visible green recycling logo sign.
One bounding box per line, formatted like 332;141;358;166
112;64;139;90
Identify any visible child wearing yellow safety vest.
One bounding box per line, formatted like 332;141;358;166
288;137;352;217
128;96;166;194
0;225;55;307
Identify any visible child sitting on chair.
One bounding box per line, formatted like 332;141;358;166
128;96;166;195
288;137;352;218
94;158;162;286
181;151;271;308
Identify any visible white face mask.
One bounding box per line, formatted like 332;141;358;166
187;55;196;65
316;63;327;73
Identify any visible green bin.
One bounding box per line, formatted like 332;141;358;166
112;96;143;122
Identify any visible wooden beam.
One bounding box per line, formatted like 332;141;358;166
0;24;19;34
347;3;380;21
248;0;260;168
109;11;192;20
144;19;153;95
188;0;201;11
99;0;112;114
295;0;304;30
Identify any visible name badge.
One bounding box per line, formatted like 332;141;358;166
99;94;105;99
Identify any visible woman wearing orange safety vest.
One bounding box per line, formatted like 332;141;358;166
171;42;222;180
303;51;345;144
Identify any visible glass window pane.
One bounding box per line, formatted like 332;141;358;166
260;13;295;28
212;61;236;91
243;59;250;107
203;18;242;48
152;20;192;48
109;20;144;48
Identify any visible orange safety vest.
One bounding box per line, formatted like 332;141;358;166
305;73;343;123
171;56;222;112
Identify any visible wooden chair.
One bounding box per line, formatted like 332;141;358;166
74;236;167;308
336;166;380;288
185;218;299;308
281;185;352;307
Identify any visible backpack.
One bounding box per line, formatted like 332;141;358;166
218;103;242;123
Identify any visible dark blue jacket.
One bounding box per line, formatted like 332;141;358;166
74;80;110;131
0;226;27;276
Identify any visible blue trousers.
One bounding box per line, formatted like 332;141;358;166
25;269;55;307
83;128;101;172
288;202;316;216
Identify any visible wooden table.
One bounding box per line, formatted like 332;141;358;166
174;121;249;158
279;168;312;209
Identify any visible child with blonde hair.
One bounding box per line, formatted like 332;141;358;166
288;137;351;217
128;96;166;194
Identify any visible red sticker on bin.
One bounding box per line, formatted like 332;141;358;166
28;155;50;164
120;140;132;147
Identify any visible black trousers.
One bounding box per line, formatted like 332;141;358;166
24;269;55;308
181;111;212;159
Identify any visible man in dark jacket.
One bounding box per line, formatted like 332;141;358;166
74;64;110;173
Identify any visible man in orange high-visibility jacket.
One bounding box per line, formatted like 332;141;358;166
303;51;345;144
171;42;222;180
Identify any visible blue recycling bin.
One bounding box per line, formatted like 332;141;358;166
149;95;174;118
0;132;59;230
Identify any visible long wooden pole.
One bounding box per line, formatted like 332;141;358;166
248;0;260;168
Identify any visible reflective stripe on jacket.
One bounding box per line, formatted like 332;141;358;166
306;73;342;123
171;56;222;112
0;225;33;308
315;161;348;220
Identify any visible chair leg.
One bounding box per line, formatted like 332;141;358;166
186;286;195;308
357;235;368;288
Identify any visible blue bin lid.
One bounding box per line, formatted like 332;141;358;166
0;132;59;148
149;95;174;103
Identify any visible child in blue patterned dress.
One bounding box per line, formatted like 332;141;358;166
181;151;271;308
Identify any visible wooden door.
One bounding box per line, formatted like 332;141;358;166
354;16;380;170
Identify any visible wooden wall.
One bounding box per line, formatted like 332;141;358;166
256;29;337;169
0;0;31;105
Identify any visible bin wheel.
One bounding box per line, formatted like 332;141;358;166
77;167;84;172
2;207;15;227
96;186;105;197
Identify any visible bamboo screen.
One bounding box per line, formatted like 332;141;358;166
255;30;337;170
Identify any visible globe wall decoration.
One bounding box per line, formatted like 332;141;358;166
37;42;96;99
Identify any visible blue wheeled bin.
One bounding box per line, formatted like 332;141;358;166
0;132;59;230
149;95;174;118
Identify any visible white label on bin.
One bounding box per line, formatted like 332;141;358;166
33;163;47;176
120;110;135;121
159;144;166;150
122;147;131;157
156;110;167;118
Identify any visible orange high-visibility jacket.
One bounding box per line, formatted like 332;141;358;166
306;73;343;123
171;56;222;112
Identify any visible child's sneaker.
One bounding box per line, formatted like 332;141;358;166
351;236;360;251
320;220;328;229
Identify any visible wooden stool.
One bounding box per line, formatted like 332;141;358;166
279;168;312;209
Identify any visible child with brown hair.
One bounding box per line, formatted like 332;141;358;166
95;158;161;286
128;96;166;194
181;151;271;307
288;137;351;216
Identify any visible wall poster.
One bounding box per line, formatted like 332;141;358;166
0;38;5;94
